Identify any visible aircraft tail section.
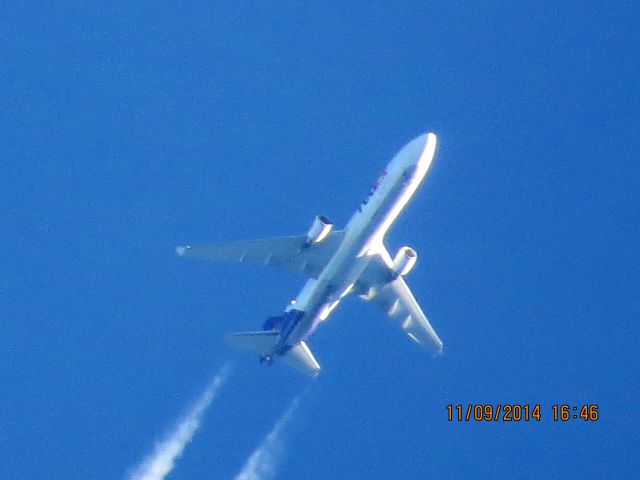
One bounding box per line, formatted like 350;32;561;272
225;331;321;376
283;341;321;376
225;330;279;356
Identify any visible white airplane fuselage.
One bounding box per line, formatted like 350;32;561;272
274;133;437;354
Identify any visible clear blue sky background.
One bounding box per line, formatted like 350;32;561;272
1;2;638;479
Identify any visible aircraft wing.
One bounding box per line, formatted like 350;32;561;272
358;254;444;355
176;230;345;279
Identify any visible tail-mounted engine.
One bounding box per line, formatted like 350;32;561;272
306;215;333;245
391;246;418;277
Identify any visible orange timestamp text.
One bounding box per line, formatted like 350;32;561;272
446;404;600;422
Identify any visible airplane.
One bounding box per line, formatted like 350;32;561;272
177;133;443;375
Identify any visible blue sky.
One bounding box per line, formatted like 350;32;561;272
1;2;638;479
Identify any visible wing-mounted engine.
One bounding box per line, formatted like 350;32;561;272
391;246;418;278
306;215;333;245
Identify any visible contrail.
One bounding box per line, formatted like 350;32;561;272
127;364;231;480
234;391;306;480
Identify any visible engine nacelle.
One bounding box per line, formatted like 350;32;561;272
391;246;418;277
306;215;333;245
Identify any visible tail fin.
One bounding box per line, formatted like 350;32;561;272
225;331;321;376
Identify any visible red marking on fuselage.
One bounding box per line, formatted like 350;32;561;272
374;169;388;189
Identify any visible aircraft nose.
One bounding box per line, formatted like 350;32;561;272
395;133;437;169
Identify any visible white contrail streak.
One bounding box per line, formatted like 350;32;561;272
127;364;231;480
234;392;305;480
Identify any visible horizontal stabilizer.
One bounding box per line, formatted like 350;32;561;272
283;341;321;376
225;330;279;356
225;331;321;376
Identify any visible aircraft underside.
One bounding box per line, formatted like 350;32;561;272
177;133;443;376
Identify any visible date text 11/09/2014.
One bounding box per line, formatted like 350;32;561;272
446;404;600;422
